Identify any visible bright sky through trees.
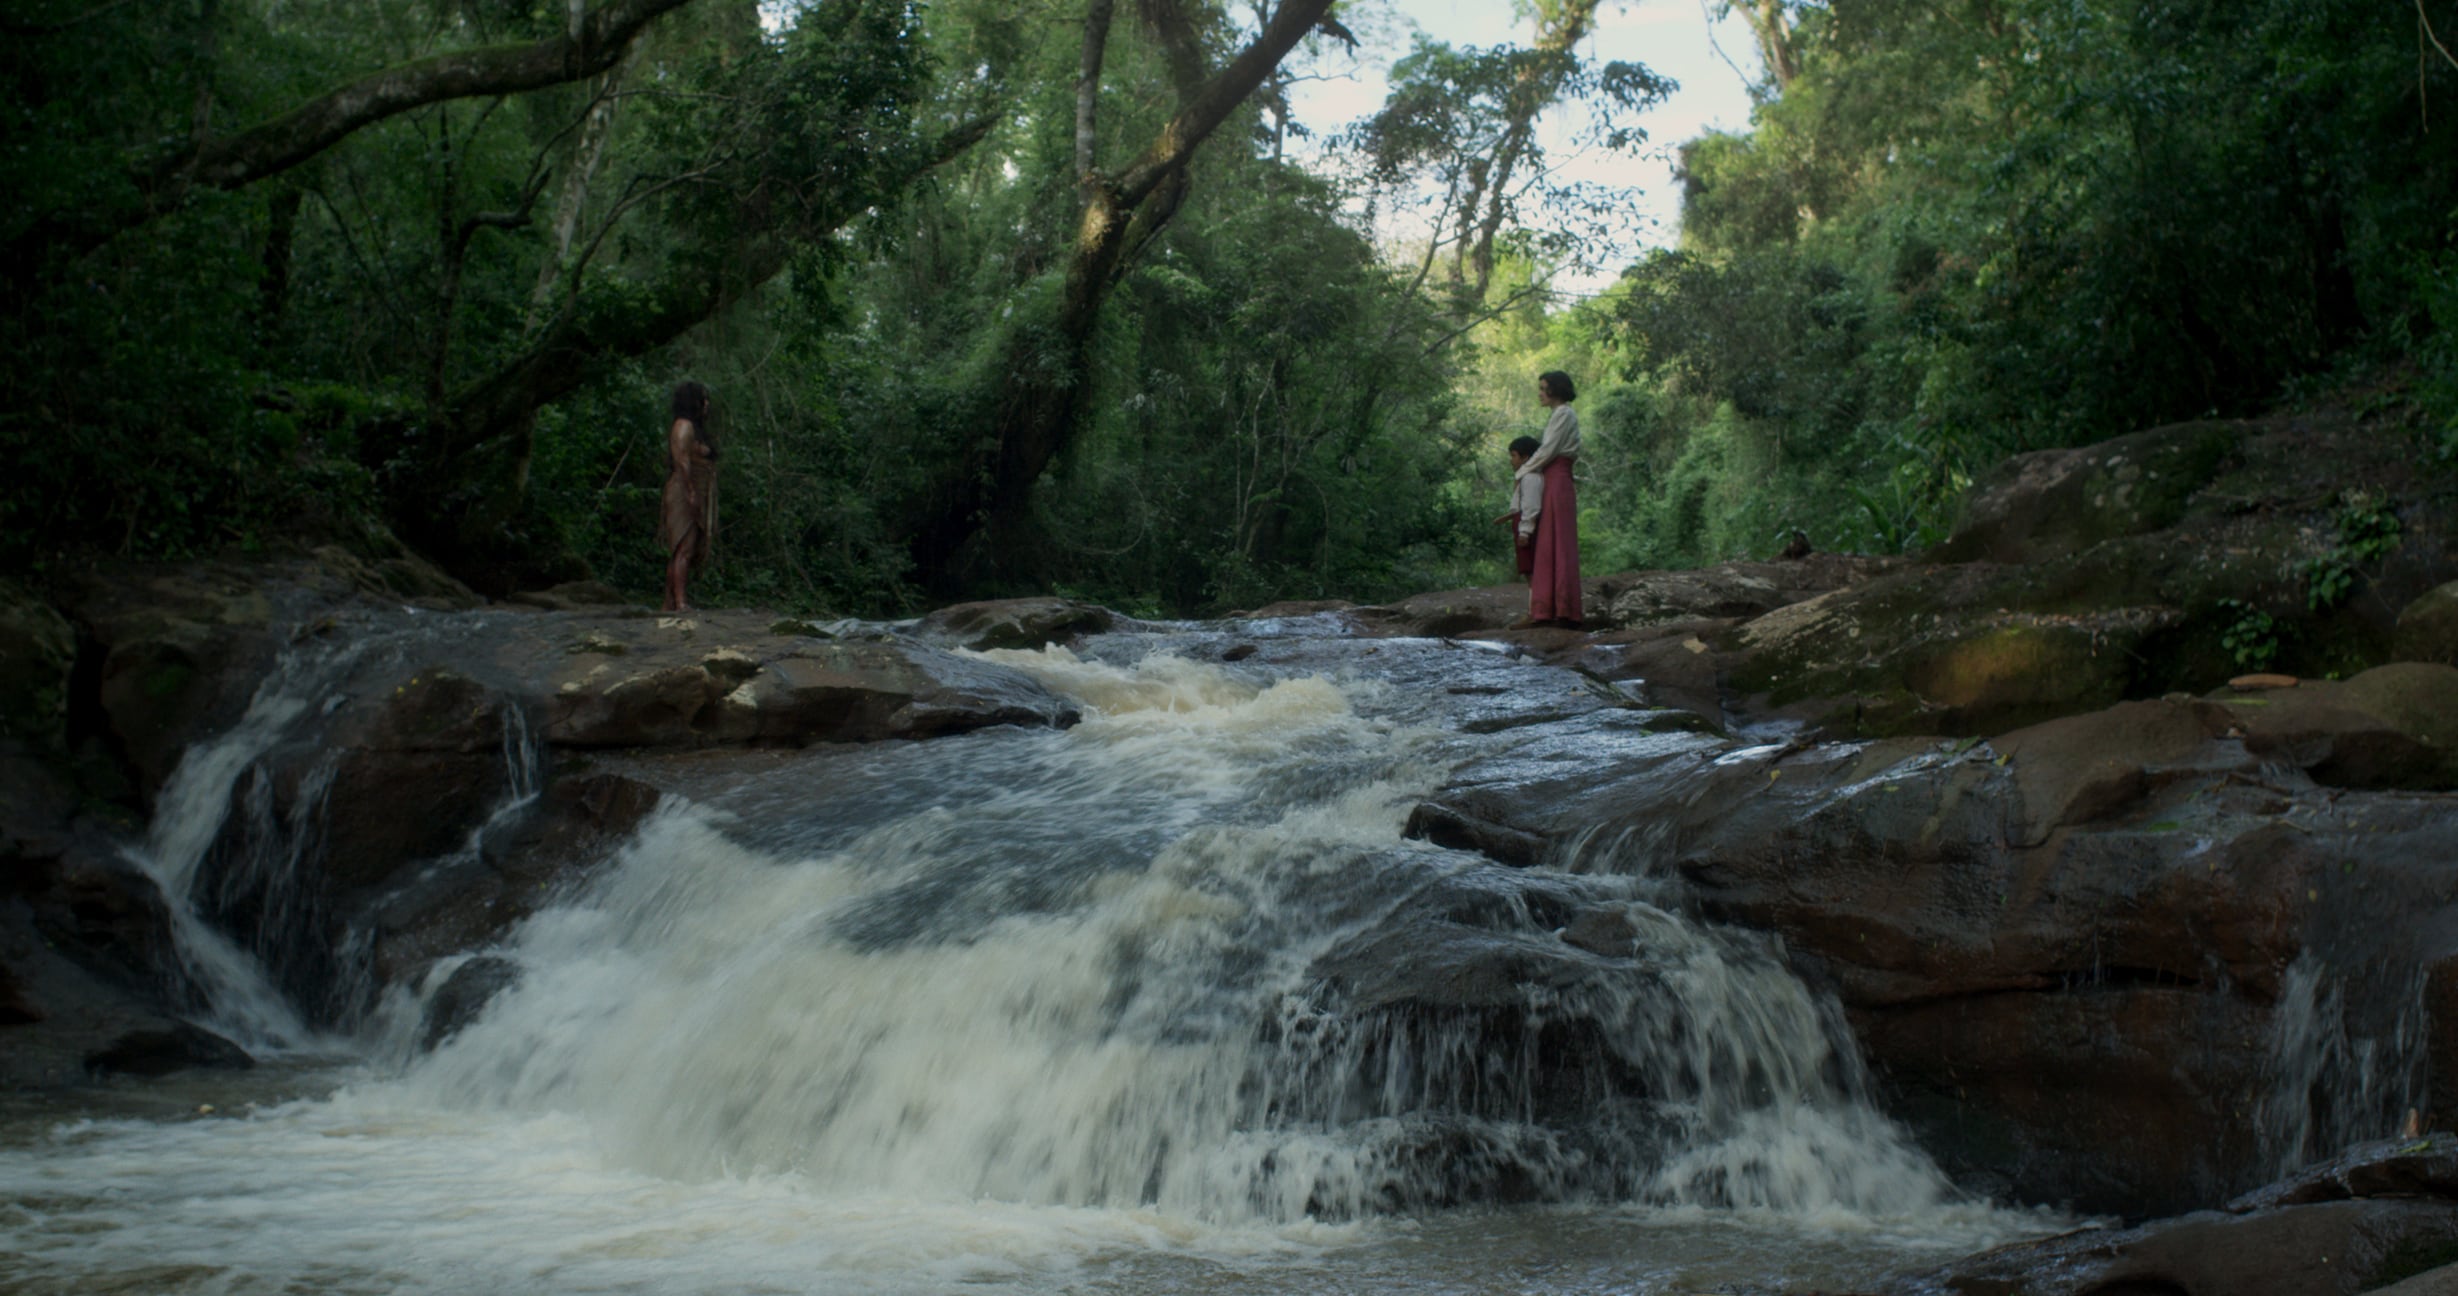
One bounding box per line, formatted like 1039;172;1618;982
1289;0;1766;293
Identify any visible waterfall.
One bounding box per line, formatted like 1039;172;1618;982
124;644;349;1050
2257;954;2426;1175
403;645;1964;1225
0;633;2060;1296
121;623;547;1051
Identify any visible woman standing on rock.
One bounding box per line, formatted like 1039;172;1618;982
659;380;718;612
1515;370;1582;629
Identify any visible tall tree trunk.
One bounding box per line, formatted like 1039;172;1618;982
528;49;636;320
1076;0;1116;181
1466;0;1599;300
1733;0;1798;90
906;0;1337;583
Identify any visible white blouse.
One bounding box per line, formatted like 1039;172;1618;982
1517;404;1580;478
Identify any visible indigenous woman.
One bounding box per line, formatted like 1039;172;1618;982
658;380;717;612
1516;370;1582;628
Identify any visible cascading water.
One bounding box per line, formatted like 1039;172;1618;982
2257;953;2427;1176
123;642;359;1051
0;629;2062;1295
121;616;551;1050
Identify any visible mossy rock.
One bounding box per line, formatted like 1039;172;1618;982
1729;563;2179;737
2395;581;2458;666
0;585;75;749
1937;421;2241;565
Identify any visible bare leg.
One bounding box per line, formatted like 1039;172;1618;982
663;544;691;612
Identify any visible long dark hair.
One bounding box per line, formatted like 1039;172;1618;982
1538;370;1577;402
669;380;717;459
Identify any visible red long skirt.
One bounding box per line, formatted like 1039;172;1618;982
1528;458;1582;624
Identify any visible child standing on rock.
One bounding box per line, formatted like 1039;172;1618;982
1494;435;1543;581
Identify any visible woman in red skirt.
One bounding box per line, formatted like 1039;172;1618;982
1515;370;1582;628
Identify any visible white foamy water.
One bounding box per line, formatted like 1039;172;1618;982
0;643;2066;1294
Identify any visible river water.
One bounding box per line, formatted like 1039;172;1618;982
0;625;2067;1294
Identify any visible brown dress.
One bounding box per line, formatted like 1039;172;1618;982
658;422;716;572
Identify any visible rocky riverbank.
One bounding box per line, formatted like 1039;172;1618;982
5;407;2458;1293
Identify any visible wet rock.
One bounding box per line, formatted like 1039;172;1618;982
1352;557;1879;642
1221;643;1259;662
2215;663;2458;791
1993;699;2222;845
76;570;276;796
418;955;519;1050
1583;618;1734;727
303;669;520;895
1235;599;1356;618
56;549;480;800
27;847;180;993
2374;1262;2458;1295
506;580;632;612
1905;1139;2458;1295
303;543;481;610
1351;585;1533;638
911;597;1114;651
529;614;1080;747
0;955;40;1023
1409;678;2458;1214
367;771;660;987
2233;1135;2458;1210
84;1020;253;1078
2396;581;2458;666
1404;801;1549;868
1910;1199;2458;1296
1559;908;1640;958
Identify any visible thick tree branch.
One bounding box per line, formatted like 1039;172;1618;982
8;0;700;276
1113;0;1333;204
169;0;699;192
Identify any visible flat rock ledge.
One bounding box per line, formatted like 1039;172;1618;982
1893;1138;2458;1296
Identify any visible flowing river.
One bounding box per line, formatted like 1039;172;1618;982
0;621;2068;1294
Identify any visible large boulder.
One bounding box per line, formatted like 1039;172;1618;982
1406;668;2458;1216
1901;1138;2458;1296
1935;421;2241;566
59;549;481;799
162;606;1085;1022
1724;564;2180;736
2396;581;2458;666
530;616;1082;747
2215;664;2458;791
366;772;663;990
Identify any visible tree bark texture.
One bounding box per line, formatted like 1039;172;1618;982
907;0;1337;582
9;0;700;275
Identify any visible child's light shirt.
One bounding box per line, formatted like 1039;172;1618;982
1510;472;1544;539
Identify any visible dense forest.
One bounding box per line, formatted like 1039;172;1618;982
2;0;2452;614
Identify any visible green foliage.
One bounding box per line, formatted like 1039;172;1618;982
2418;250;2458;461
2302;490;2403;612
1565;0;2456;569
2217;599;2279;672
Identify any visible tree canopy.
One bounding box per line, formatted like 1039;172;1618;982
4;0;2451;613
